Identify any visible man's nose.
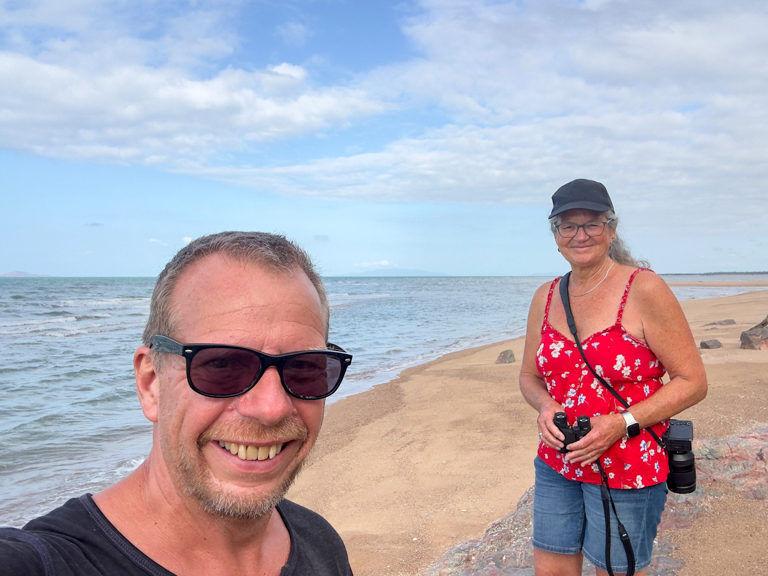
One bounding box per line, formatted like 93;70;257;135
233;366;294;423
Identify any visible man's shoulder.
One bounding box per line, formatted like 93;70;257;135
277;499;352;576
0;495;159;576
277;499;330;525
277;499;345;542
0;525;47;576
0;495;94;575
19;494;92;531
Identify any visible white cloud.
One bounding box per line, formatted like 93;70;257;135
0;1;389;164
0;51;388;163
269;62;307;81
1;0;767;230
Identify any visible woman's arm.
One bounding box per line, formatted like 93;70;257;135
519;283;567;445
622;271;708;427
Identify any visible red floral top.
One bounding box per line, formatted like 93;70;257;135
536;268;669;489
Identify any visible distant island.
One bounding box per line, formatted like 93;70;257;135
0;271;49;277
345;267;446;277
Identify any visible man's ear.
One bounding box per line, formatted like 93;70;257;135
134;345;160;423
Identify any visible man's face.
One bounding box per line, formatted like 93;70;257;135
150;253;327;519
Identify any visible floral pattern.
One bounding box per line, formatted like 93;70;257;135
536;268;670;489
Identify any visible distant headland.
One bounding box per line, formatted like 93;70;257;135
0;271;49;277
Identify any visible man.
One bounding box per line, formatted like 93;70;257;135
0;232;354;575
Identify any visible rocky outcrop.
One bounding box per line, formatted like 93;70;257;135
695;425;768;499
699;339;722;349
740;315;768;350
428;426;768;576
427;487;536;576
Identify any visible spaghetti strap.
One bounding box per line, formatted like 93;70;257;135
542;277;560;328
616;268;652;323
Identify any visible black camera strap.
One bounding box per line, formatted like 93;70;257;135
559;271;637;576
595;461;634;576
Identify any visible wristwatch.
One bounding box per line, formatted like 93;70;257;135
621;411;641;438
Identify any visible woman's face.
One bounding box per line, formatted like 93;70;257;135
553;209;616;267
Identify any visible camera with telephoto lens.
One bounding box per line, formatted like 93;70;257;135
663;419;696;494
553;412;591;454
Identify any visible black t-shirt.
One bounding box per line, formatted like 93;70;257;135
0;495;353;575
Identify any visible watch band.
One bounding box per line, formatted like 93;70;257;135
621;411;641;438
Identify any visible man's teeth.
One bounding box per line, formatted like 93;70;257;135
218;441;283;461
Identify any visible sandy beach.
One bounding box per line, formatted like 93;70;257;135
287;286;768;576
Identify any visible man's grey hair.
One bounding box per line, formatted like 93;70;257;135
142;231;329;345
549;211;649;268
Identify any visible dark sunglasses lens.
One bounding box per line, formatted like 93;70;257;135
282;353;342;399
190;347;262;397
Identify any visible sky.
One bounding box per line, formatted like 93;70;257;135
1;0;767;277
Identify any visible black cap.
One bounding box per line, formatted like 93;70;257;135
549;179;614;219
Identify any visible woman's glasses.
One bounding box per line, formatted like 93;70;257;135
150;335;352;400
555;219;613;239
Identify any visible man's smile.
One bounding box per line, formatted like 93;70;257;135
217;441;285;461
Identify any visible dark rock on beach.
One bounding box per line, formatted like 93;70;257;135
740;315;768;350
496;350;516;364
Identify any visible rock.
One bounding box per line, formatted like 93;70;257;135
496;350;516;364
694;426;768;499
740;315;768;350
704;319;736;326
426;487;536;576
429;426;768;576
699;339;722;349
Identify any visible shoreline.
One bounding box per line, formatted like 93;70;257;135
666;279;768;287
287;288;768;575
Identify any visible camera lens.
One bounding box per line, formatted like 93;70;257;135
667;451;696;494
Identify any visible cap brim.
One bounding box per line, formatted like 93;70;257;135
549;201;613;219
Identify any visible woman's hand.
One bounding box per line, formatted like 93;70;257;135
536;402;566;449
561;413;626;466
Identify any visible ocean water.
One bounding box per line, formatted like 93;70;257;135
1;274;767;527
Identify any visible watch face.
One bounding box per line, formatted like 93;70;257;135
622;412;641;437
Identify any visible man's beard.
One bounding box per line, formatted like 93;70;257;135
183;461;304;520
172;418;310;520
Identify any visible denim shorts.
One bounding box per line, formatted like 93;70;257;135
532;456;667;573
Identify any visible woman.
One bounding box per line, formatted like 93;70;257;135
519;179;707;576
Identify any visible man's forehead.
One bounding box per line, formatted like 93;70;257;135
177;253;298;286
168;253;323;331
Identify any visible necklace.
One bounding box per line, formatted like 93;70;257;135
573;260;614;297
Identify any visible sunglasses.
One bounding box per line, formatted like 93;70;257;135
150;335;352;400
